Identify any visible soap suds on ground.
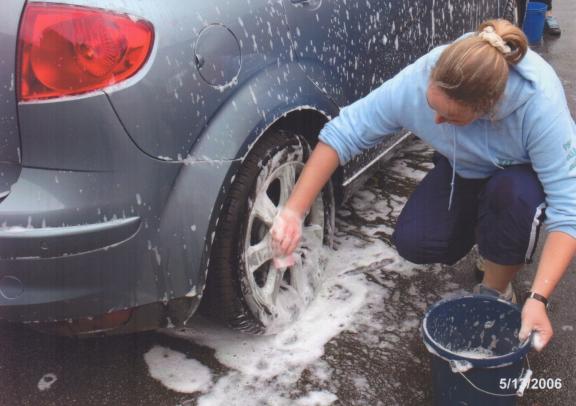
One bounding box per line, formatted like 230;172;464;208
144;141;470;405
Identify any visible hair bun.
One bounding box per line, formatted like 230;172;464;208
478;19;528;65
478;26;512;55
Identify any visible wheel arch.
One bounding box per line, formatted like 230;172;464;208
155;63;340;323
187;62;340;162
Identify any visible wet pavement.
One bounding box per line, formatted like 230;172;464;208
1;2;576;405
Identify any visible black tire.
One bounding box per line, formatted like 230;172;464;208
201;130;334;334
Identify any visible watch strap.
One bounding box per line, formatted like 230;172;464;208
525;291;549;307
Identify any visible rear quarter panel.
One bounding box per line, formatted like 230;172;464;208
54;0;295;161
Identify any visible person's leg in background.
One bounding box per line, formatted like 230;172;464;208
516;0;560;36
517;0;526;27
542;0;562;36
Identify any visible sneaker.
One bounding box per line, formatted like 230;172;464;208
473;282;517;304
545;15;561;36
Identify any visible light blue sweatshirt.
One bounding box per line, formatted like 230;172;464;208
318;41;576;239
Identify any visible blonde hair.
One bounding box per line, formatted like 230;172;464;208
430;19;528;115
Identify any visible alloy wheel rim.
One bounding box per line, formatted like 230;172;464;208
243;145;325;330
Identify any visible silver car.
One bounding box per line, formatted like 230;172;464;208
0;0;519;336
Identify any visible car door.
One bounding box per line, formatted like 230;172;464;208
282;0;398;106
432;0;506;43
282;0;436;186
282;0;447;107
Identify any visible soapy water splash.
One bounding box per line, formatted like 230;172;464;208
37;373;57;392
144;140;473;404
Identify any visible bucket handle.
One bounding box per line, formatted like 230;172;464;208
454;357;533;398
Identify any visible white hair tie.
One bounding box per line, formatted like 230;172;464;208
478;26;512;55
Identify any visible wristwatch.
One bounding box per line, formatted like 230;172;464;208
525;291;549;308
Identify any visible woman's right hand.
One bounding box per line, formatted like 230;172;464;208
269;141;340;260
270;207;304;258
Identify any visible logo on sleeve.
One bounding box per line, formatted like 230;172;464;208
563;140;576;171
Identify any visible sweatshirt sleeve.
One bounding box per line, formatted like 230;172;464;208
525;103;576;239
317;50;437;164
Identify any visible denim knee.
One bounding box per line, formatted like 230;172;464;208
393;224;468;266
477;166;545;265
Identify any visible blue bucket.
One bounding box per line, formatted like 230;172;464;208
422;295;532;405
522;2;548;44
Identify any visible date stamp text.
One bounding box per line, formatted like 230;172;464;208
499;377;563;391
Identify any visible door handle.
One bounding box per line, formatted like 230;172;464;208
290;0;310;5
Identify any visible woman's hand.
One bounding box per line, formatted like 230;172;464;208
519;298;553;351
269;141;340;262
270;207;304;258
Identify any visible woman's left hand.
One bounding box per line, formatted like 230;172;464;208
519;298;553;351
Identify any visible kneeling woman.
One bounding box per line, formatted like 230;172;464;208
271;19;576;350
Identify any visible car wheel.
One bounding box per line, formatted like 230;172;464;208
202;130;334;334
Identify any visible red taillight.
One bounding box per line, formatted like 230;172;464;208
18;3;154;101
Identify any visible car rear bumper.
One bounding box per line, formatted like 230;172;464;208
0;222;143;322
0;147;236;324
0;163;171;323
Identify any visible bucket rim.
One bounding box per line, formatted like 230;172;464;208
422;294;531;368
526;2;548;12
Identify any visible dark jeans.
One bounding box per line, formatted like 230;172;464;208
393;153;546;266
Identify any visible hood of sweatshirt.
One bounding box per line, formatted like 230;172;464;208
491;53;542;120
